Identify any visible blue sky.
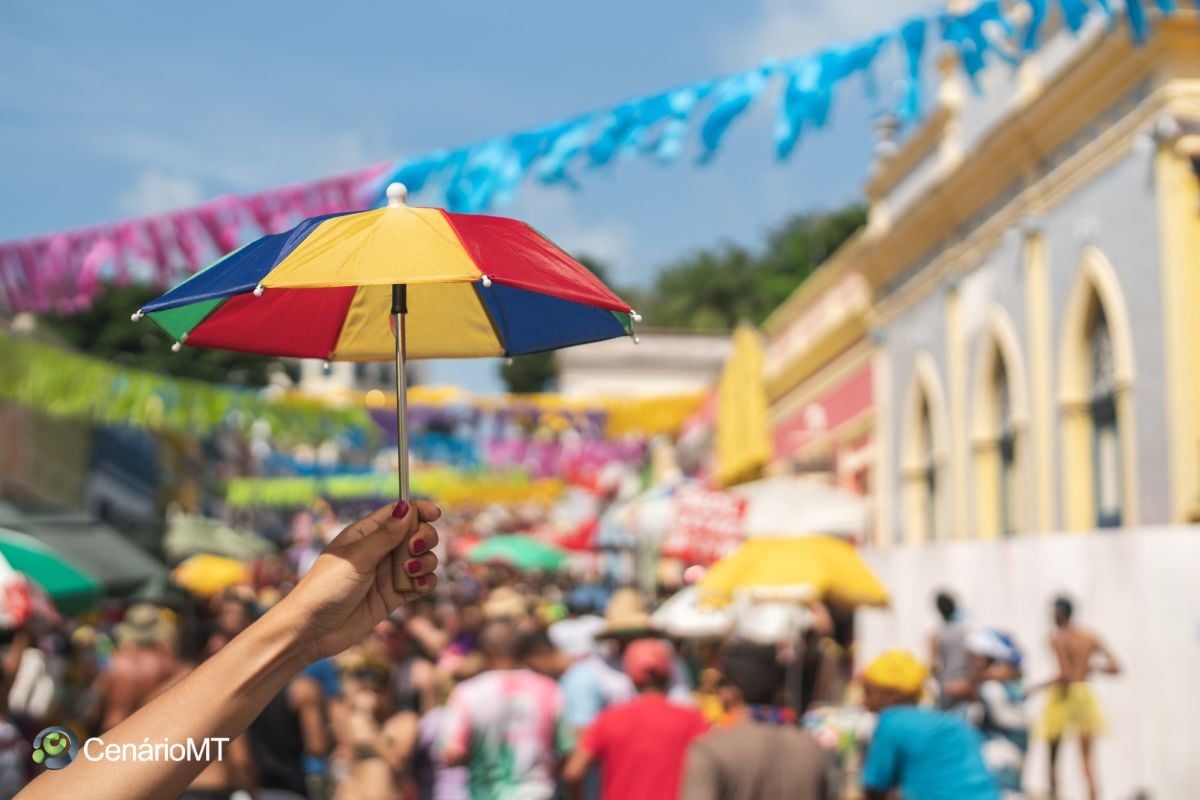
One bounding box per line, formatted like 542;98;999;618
3;0;932;391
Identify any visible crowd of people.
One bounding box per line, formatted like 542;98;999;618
1;503;1122;800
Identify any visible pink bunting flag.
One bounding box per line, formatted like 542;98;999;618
0;162;388;314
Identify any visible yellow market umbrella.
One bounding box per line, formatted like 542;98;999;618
715;323;771;486
172;554;250;597
699;535;888;608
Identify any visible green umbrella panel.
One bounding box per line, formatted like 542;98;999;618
467;535;568;572
0;528;100;615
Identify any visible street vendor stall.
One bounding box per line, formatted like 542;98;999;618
698;534;888;797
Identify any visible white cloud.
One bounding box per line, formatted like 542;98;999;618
99;128;390;196
116;169;204;216
720;0;936;68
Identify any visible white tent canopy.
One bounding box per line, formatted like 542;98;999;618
729;475;869;537
652;585;813;643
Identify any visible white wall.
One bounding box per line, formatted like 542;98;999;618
857;527;1200;799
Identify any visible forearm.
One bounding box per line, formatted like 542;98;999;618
19;605;310;800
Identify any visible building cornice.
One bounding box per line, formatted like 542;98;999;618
768;16;1199;340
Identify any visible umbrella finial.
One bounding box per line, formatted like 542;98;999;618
386;182;409;208
131;310;144;322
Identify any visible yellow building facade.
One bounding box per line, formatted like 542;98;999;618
764;16;1200;545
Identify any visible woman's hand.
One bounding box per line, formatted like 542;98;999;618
280;501;441;662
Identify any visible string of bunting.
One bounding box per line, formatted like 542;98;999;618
224;469;566;510
0;0;1184;316
0;332;375;444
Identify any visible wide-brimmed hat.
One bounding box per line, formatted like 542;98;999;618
482;586;528;620
115;603;175;647
598;588;655;638
336;645;392;681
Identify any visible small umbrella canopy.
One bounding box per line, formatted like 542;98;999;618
468;535;568;572
140;194;634;361
730;475;869;537
0;510;165;597
172;554;250;597
0;528;99;615
140;184;636;502
699;535;888;608
0;551;62;629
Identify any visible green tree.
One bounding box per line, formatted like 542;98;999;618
497;206;866;390
40;284;290;387
499;351;558;394
642;204;866;330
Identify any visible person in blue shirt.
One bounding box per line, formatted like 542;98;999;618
861;649;999;800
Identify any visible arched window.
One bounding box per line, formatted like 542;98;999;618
917;394;938;541
902;356;947;544
972;311;1028;539
1087;305;1121;527
1058;248;1135;530
993;357;1019;535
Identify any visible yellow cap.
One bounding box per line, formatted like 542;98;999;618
862;650;928;695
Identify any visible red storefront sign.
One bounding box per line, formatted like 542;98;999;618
772;362;872;458
661;483;747;565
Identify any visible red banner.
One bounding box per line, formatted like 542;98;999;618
661;484;746;565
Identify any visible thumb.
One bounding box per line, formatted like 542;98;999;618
344;501;417;563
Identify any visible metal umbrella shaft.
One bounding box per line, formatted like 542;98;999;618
393;284;410;501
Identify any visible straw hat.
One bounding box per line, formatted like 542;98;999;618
336;645;392;679
482;586;528;620
599;588;655;638
115;603;175;647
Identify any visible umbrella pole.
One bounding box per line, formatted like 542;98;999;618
393;284;410;501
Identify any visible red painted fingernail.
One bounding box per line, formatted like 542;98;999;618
414;575;428;588
392;501;410;519
406;559;422;575
411;538;427;554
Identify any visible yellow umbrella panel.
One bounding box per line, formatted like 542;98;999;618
699;535;888;608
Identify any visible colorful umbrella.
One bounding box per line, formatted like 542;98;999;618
0;552;61;629
171;553;250;597
138;183;638;499
467;534;568;572
699;535;888;608
0;528;99;616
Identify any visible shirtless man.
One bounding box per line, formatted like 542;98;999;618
1042;596;1120;800
97;604;178;733
330;647;419;800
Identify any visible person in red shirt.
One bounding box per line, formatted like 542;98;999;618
563;638;708;800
